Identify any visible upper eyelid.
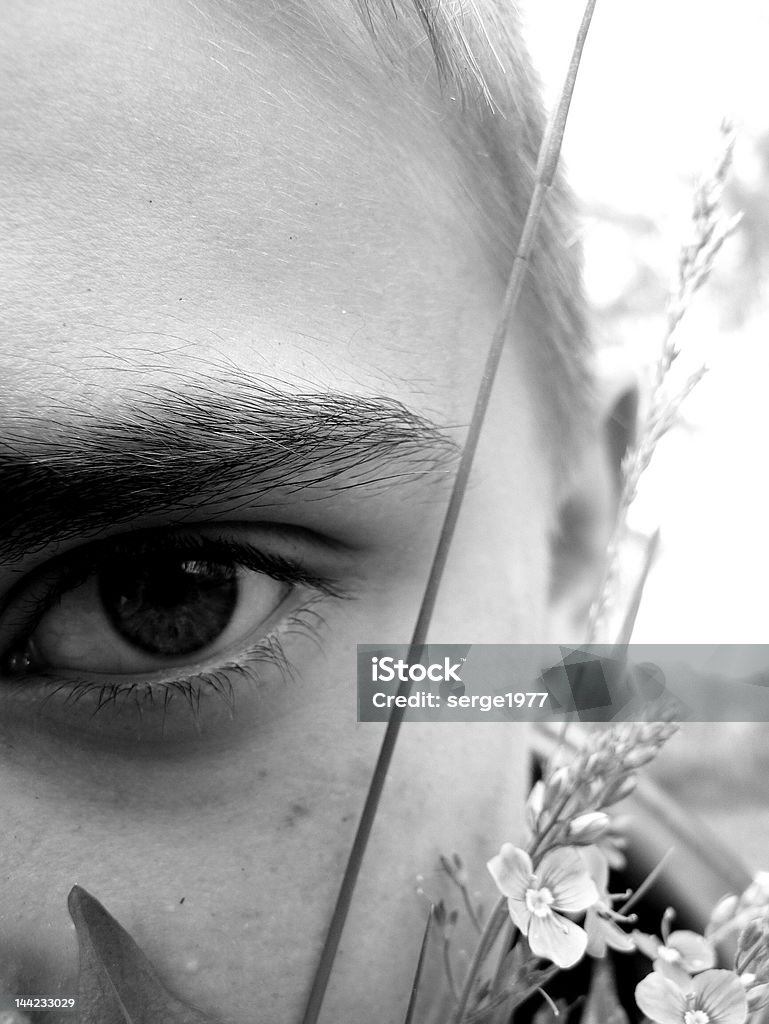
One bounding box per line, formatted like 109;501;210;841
0;521;356;595
0;525;358;661
98;533;352;596
1;514;357;573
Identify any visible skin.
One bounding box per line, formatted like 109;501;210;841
0;1;623;1021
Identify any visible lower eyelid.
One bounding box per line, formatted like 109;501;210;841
0;596;330;743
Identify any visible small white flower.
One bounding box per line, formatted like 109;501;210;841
487;844;598;968
636;969;747;1024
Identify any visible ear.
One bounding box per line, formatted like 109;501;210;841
547;348;638;639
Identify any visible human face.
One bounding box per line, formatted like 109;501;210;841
0;1;566;1021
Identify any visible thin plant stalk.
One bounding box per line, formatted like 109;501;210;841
402;910;434;1024
444;935;461;1003
588;122;741;641
451;897;509;1024
618;848;675;916
459;883;484;937
463;964;562;1024
299;1;600;1021
491;918;516;992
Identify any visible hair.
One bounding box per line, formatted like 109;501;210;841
347;0;595;452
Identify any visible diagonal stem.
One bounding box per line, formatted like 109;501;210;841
300;3;599;1022
451;897;509;1024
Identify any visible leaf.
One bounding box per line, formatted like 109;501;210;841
68;886;221;1024
580;958;630;1024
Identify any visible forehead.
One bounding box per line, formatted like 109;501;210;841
0;0;511;421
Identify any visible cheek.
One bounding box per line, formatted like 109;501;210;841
0;723;384;1018
0;715;531;1024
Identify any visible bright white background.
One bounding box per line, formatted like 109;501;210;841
523;0;769;864
524;0;769;644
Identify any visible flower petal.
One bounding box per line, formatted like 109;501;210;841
634;930;663;960
528;910;587;968
507;896;532;935
635;972;687;1024
585;909;635;957
584;908;607;958
601;918;635;953
487;844;532;899
655;958;695;990
692;969;748;1024
598;833;628;871
667;930;716;973
580;845;610;893
538;847;599;912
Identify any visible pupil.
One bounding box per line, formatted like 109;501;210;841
99;557;238;657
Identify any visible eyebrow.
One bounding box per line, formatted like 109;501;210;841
0;377;458;562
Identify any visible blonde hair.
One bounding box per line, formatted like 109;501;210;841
351;0;593;441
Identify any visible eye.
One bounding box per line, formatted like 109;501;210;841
11;549;286;675
0;527;347;731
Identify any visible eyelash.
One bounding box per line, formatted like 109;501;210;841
0;530;346;725
3;532;345;642
30;599;328;726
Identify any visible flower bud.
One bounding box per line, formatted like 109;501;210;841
604;774;638;805
736;919;768;971
585;752;604;775
709;894;739;930
567;811;610;844
432;901;446;926
544;766;572;803
526;781;546;832
744;873;769;907
622;746;658;770
452;857;469;888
